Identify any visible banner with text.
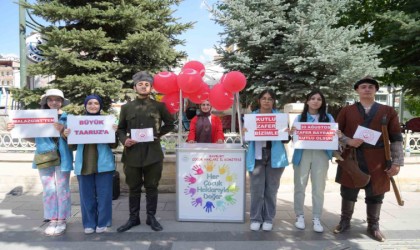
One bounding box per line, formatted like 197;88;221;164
244;113;289;141
177;145;245;222
67;115;116;144
9;109;59;138
292;122;338;150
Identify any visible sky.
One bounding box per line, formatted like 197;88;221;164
0;0;223;62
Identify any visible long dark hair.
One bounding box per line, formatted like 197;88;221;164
300;90;329;122
256;89;276;108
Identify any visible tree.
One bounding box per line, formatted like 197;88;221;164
212;0;390;107
14;0;192;112
339;0;420;96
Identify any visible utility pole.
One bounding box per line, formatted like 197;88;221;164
19;0;27;88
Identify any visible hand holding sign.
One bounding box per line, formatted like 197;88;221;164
131;128;154;142
353;125;381;146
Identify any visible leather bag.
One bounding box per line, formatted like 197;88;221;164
337;147;371;188
34;150;61;169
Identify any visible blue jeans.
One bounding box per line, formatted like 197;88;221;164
77;171;114;229
249;148;285;224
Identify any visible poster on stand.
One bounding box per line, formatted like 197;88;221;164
177;143;245;222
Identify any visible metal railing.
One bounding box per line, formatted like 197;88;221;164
404;132;420;156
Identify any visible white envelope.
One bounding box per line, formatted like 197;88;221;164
353;125;381;146
131;128;154;142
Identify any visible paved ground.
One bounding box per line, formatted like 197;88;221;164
1;186;420;249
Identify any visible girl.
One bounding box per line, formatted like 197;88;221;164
7;89;73;236
291;90;339;233
245;89;289;231
64;95;118;234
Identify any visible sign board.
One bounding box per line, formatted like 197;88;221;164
353;125;381;146
67;115;116;144
9;109;59;138
26;33;46;63
293;122;339;150
131;128;154;142
244;113;289;141
177;143;245;222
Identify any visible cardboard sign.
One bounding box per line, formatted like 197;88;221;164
67;115;116;144
353;125;381;146
293;122;339;150
244;113;289;141
9;109;59;138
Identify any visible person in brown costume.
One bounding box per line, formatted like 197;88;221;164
334;77;404;242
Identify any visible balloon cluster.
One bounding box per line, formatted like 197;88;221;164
154;61;247;114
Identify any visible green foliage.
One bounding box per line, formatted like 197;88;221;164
10;87;45;110
15;0;193;112
212;0;390;108
404;95;420;117
339;0;420;96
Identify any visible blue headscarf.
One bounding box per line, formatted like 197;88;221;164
84;95;103;115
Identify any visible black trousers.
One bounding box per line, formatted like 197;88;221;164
340;185;384;204
124;161;163;198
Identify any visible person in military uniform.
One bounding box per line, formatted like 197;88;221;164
116;71;175;232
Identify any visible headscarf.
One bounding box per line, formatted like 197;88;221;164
195;109;212;143
84;95;103;115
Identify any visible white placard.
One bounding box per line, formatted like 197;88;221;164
67;115;116;144
244;113;289;141
293;122;339;150
353;125;381;146
177;144;245;222
9;109;59;138
131;128;154;142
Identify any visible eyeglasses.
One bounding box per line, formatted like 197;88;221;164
201;104;211;106
260;98;274;102
47;98;63;103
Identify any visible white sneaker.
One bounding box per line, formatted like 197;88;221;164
250;222;261;231
262;222;273;231
295;215;305;230
313;218;324;233
96;226;107;233
84;228;95;234
54;221;66;236
44;221;57;236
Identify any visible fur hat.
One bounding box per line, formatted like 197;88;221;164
39;89;70;107
354;77;379;91
132;71;154;85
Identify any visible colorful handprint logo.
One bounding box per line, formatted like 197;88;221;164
183;160;239;213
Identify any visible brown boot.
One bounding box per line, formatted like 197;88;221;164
334;199;355;234
366;203;386;242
